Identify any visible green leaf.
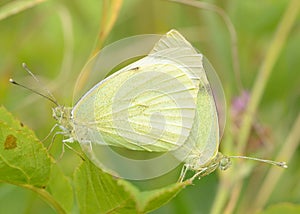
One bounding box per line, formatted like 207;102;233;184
0;106;73;214
139;181;189;213
46;164;74;213
74;159;136;214
119;179;190;213
0;0;47;21
259;203;300;214
0;106;51;187
74;159;190;214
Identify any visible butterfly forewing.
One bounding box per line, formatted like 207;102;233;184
72;62;198;151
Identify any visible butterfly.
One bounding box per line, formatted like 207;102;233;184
11;29;287;181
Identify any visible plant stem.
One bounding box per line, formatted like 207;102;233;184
236;0;300;153
0;0;47;21
253;113;300;211
214;0;300;213
21;184;66;214
209;175;230;214
94;0;123;54
169;0;242;90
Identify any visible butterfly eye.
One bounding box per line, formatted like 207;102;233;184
52;107;63;120
219;156;231;171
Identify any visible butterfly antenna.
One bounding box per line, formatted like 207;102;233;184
22;63;59;105
9;63;59;106
229;155;288;168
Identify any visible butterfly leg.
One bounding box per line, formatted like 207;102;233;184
56;140;85;161
83;141;93;153
52;132;73;160
178;164;189;182
189;167;208;181
57;141;66;161
42;124;59;143
48;130;64;151
189;162;220;181
63;142;85;160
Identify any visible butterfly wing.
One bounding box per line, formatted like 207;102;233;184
72;63;198;151
172;83;219;167
121;29;205;88
72;29;213;152
154;30;221;167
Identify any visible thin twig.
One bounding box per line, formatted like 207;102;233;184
229;0;300;213
169;0;242;91
253;113;300;211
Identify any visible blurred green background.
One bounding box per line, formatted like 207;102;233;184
0;0;299;213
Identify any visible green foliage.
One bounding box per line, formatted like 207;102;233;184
1;0;300;213
0;0;47;21
0;106;71;213
74;159;188;214
47;164;73;213
0;106;51;187
74;159;135;213
259;203;300;214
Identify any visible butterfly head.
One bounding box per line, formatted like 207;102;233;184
218;154;232;170
189;152;232;178
52;106;73;132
